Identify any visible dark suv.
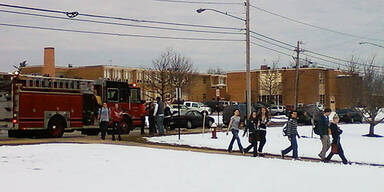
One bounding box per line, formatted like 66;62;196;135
336;108;363;123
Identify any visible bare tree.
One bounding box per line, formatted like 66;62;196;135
143;49;194;101
13;60;27;72
207;67;226;75
360;56;384;137
259;58;282;105
347;55;360;73
143;50;173;101
169;51;195;101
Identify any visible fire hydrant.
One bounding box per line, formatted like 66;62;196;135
211;126;217;139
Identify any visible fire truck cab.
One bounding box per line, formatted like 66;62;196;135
93;79;145;134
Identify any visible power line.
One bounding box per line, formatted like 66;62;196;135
250;4;384;42
250;35;293;51
153;0;243;5
0;23;244;42
250;30;296;48
0;9;244;35
250;42;341;70
250;30;384;69
0;3;242;31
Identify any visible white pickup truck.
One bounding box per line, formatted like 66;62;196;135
183;101;212;115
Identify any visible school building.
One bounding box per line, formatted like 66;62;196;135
226;65;362;111
20;47;227;102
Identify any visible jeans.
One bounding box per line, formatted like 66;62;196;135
112;121;121;140
244;132;266;157
149;116;156;134
282;135;298;158
157;115;165;135
325;142;348;164
319;135;331;160
99;121;108;139
228;129;243;152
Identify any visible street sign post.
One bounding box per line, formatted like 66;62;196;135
176;88;181;140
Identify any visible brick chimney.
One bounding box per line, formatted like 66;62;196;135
42;47;55;77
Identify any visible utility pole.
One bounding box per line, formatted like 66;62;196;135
245;0;251;117
294;41;302;110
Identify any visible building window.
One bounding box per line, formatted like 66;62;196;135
104;69;111;78
137;72;143;83
113;69;122;79
124;71;132;82
219;77;225;84
258;95;282;105
320;94;325;105
319;72;325;84
203;77;207;84
203;93;207;101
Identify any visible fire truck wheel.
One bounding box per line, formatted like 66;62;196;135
120;118;133;134
47;116;65;138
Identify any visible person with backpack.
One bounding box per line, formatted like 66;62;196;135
318;108;332;161
281;110;300;160
325;114;349;164
227;109;244;154
98;102;110;140
243;111;258;157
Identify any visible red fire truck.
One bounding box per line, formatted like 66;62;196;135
0;72;146;138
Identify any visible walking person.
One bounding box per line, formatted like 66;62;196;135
98;103;110;140
281;111;300;160
318;108;332;160
255;107;270;156
227;109;244;154
325;114;349;164
243;111;259;157
111;103;122;141
154;97;165;135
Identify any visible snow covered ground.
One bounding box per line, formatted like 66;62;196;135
0;143;382;192
148;123;384;164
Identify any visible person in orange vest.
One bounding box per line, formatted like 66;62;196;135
111;103;122;141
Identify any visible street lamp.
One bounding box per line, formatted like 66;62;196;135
196;0;252;118
359;42;384;49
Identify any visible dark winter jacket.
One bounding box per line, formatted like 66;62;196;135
286;118;298;137
318;115;330;135
330;123;343;144
244;118;258;136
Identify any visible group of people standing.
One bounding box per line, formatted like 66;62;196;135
226;107;349;164
146;97;167;136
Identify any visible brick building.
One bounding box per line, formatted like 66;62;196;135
21;47;227;102
227;67;362;110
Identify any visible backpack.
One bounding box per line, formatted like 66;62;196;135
313;121;321;135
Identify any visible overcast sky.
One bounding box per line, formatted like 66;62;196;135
0;0;383;73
